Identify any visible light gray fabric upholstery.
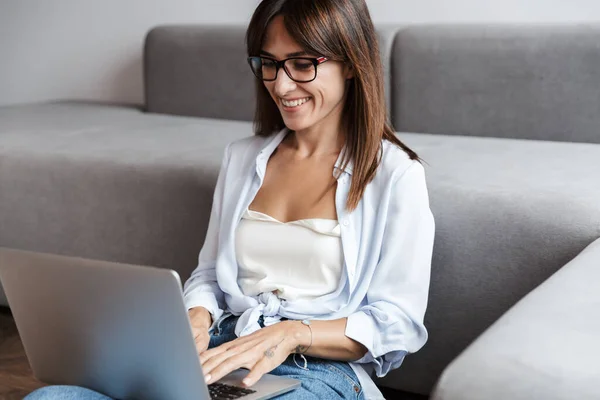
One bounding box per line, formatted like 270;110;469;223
392;25;600;143
0;102;250;305
144;25;402;120
144;26;255;121
430;238;600;400
2;103;600;395
376;25;405;114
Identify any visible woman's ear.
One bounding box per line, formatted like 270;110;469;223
344;64;354;80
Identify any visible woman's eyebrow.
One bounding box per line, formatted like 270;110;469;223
260;50;310;58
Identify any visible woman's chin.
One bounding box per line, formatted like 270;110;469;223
282;119;310;132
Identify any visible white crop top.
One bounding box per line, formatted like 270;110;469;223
235;209;343;301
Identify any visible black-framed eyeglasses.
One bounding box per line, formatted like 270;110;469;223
247;56;329;83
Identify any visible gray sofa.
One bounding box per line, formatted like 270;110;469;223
1;24;599;399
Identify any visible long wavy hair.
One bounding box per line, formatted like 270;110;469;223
246;0;420;211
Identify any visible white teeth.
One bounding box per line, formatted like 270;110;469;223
281;97;310;107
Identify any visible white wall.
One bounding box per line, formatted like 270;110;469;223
367;0;600;24
1;0;599;107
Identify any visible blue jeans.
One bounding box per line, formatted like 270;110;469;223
24;316;365;400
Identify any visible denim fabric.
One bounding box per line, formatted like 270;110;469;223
24;316;364;400
24;385;113;400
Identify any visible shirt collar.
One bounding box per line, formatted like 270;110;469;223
334;148;354;176
258;128;354;177
258;128;288;159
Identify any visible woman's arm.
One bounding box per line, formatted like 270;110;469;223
285;318;367;361
183;143;232;330
344;161;435;376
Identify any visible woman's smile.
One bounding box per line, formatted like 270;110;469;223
280;96;312;112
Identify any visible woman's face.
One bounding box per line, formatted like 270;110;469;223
261;16;352;134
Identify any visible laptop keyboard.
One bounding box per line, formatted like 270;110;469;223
208;382;257;399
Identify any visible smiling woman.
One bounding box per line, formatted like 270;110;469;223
24;1;435;400
246;0;420;212
181;1;434;398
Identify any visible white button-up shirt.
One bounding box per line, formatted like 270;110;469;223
183;129;435;399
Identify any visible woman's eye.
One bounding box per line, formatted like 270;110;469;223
262;60;276;69
293;61;313;70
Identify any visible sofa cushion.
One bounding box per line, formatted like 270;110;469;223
392;25;600;144
144;26;255;121
430;238;600;400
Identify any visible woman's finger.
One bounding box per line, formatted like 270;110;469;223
205;349;260;385
200;329;266;364
202;338;262;377
199;343;227;365
242;346;286;387
194;330;210;355
201;336;246;364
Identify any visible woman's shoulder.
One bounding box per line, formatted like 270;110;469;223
226;134;269;156
220;134;275;172
377;139;423;183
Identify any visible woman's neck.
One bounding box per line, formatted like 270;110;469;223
287;113;346;159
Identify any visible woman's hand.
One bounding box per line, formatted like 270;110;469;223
200;321;305;387
188;307;213;355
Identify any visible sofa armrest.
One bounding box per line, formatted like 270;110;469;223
431;237;600;400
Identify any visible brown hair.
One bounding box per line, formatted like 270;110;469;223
246;0;420;211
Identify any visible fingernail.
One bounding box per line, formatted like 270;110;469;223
205;374;212;384
243;378;251;386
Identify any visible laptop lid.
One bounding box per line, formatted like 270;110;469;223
0;248;300;400
0;247;211;400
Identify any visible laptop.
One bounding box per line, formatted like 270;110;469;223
0;248;300;400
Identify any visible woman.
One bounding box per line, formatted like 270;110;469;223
25;0;434;399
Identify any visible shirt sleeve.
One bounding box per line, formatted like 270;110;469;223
182;143;232;328
345;161;435;377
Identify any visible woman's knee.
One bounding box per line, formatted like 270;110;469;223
24;385;113;400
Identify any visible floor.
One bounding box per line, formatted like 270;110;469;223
0;307;427;400
0;307;44;399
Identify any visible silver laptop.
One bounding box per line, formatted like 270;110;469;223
0;248;300;400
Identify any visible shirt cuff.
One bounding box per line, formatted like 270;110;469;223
184;291;224;332
346;310;409;376
346;310;378;360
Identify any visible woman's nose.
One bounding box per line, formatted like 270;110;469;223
273;68;297;96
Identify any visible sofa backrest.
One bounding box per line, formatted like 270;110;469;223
145;24;600;144
144;26;255;121
144;25;402;121
392;25;600;144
